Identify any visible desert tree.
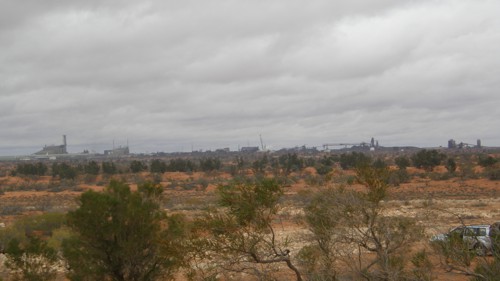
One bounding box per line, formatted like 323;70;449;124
62;180;186;281
166;158;196;172
278;153;303;175
251;154;269;175
302;165;425;281
84;160;100;175
410;250;434;281
394;156;411;170
388;155;412;186
477;155;497;168
194;177;303;280
101;161;118;175
199;157;222;173
445;158;457;174
150;159;167;174
13;162;48;177
300;187;345;280
411;150;446;171
51;163;77;180
130;160;148;173
373;158;388;169
477;154;500;181
229;156;246;176
339;152;371;170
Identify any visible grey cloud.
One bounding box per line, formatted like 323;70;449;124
1;0;499;154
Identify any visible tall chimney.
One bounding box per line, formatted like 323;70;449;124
63;135;67;153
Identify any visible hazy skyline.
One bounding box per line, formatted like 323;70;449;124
1;0;499;155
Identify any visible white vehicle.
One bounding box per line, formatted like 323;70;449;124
431;224;494;256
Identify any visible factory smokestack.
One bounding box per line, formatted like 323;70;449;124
63;135;67;153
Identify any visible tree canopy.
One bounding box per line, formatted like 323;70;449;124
63;180;185;281
411;149;446;171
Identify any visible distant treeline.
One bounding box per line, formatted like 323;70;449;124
9;150;500;181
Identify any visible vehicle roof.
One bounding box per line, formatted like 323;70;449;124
452;225;490;228
449;225;491;231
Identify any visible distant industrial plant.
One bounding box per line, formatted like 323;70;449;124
0;134;496;162
104;145;130;156
30;135;494;156
448;139;482;149
34;135;68;155
25;135;130;160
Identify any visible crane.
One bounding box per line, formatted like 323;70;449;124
259;134;266;151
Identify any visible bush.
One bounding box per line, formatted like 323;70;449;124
252;156;268;174
319;155;338;166
15;162;48;176
411;250;435;281
411;149;446;171
278;153;304;175
487;167;500;181
199;157;222;172
63;181;186;280
51;163;77;180
478;154;498;167
315;164;332;176
150;159;167;173
389;169;411;186
4;237;58;281
101;161;117;175
458;156;478;180
0;213;65;252
446;158;457;173
84;160;100;175
303;166;422;280
395;156;411;170
167;158;196;172
373;158;388;169
304;174;326;187
130;160;148;173
339;152;371;170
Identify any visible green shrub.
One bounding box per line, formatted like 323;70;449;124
315;164;332;176
389;169;411;186
130;160;148;173
411;149;446;171
487;167;500;181
478;154;498;167
339;152;371;170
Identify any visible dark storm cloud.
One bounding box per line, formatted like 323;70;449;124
1;0;499;154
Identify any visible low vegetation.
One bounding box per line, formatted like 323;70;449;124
1;150;500;280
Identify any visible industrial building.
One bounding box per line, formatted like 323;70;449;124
34;135;67;155
241;146;259;153
104;146;130;156
448;138;482;149
101;137;131;156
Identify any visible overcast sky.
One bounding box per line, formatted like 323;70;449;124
1;0;499;155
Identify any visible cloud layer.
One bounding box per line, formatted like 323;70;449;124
1;0;499;154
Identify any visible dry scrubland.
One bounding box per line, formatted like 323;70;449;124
0;151;500;280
